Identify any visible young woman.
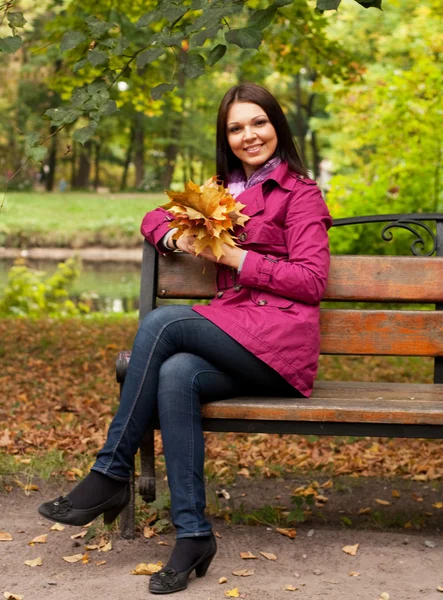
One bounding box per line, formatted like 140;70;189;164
38;83;332;595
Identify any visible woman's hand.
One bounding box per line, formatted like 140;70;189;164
171;234;246;270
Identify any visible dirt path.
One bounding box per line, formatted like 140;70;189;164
1;479;442;600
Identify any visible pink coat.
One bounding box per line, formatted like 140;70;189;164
141;162;332;397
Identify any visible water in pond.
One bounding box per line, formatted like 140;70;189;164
0;258;141;313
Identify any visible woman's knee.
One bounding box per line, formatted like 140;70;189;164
139;305;194;335
158;353;206;411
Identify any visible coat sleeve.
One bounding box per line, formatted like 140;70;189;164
237;181;332;305
140;207;176;254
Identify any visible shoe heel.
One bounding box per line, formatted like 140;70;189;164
195;552;215;578
103;504;123;525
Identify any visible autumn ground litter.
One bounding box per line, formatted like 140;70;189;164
1;316;443;534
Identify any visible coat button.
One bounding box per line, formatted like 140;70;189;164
238;232;247;242
216;291;224;298
234;285;242;292
258;299;268;306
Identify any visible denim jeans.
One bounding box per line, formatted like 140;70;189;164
92;305;299;538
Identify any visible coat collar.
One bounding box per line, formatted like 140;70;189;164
236;161;296;216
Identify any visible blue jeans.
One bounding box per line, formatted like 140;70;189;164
92;305;298;538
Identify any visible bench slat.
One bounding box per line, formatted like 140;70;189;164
201;382;443;425
320;309;443;356
157;254;443;303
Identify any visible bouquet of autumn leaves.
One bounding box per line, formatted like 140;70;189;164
161;177;250;260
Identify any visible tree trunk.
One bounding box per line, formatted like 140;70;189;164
45;126;57;192
310;129;321;180
134;112;145;189
120;126;135;191
74;141;92;189
294;73;306;166
94;142;101;190
71;141;77;189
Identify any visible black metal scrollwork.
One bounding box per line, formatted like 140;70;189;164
381;218;437;257
332;213;443;257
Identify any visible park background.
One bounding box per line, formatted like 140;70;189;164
1;0;443;544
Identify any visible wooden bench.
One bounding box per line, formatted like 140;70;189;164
116;213;443;539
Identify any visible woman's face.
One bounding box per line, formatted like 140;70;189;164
226;101;278;178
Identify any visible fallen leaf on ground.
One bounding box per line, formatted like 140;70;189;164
237;468;250;478
70;531;87;540
375;499;391;506
276;528;296;539
98;541;112;553
349;571;360;577
143;526;157;539
62;554;85;563
342;544;359;556
378;594;390;600
95;560;106;567
28;534;47;545
214;531;222;538
13;480;39;494
85;544;99;551
232;569;255;577
260;551;277;561
24;557;42;567
391;489;400;498
239;551;257;559
157;541;170;546
412;493;423;502
81;554;89;564
358;507;371;515
4;593;24;600
437;585;443;592
224;589;240;598
0;532;13;541
131;562;164;575
50;523;65;531
219;577;227;584
284;585;298;591
322;480;333;489
432;502;443;509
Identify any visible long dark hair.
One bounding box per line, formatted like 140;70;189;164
216;82;308;184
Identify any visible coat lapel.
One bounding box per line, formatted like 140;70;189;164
236;183;265;217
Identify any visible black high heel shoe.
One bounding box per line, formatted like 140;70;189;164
149;533;217;595
38;484;130;527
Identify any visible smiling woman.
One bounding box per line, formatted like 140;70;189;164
39;83;332;596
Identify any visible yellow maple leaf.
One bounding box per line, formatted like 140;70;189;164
162;178;249;258
225;589;240;598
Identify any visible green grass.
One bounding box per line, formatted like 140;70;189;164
0;192;165;248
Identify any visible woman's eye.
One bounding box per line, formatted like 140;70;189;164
228;127;240;133
255;120;267;126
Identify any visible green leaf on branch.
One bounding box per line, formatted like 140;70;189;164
180;52;205;79
249;6;277;30
87;49;108;67
162;5;189;25
136;11;159;29
73;58;88;72
158;32;185;47
207;43;227;66
27;146;48;162
355;0;382;8
25;133;40;147
316;0;341;9
274;0;294;6
60;31;86;52
151;83;175;100
190;23;222;48
73;124;97;145
44;107;82;126
191;0;206;8
0;35;23;54
87;81;107;95
71;89;90;107
111;36;130;56
136;48;164;69
7;12;27;28
86;16;113;38
225;28;262;50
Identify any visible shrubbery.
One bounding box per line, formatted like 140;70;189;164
0;257;89;317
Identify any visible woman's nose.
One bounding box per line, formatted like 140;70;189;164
243;126;256;142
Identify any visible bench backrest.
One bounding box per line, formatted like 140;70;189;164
140;214;443;384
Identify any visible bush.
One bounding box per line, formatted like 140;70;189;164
0;257;89;317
